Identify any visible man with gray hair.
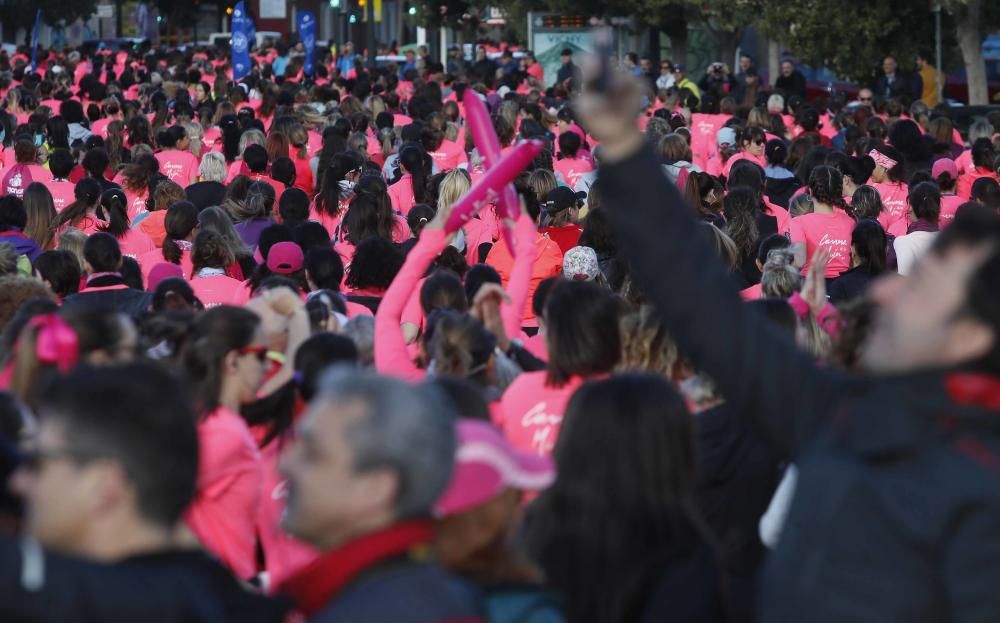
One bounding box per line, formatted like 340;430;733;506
278;369;485;622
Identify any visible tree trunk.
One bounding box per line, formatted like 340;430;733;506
956;0;987;105
767;37;780;88
661;13;687;66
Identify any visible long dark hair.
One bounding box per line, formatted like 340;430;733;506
851;219;887;274
181;306;260;416
315;119;352;192
317;150;363;217
162;201;200;265
54;178;102;231
525;373;711;623
543;280;620;387
219;114;242;162
398;144;429;204
97;188;132;238
344;177;396;244
722;186;760;260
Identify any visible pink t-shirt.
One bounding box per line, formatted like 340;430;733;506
2;164;52;198
872;182;908;230
553;157;594;190
189;273;251;307
156;149;200;186
722;151;766;179
43;179;76;212
428;140;468;171
789;209;856;278
955;149;973;176
90;117;114;139
116;229;157;259
938;194;964;228
387;174;418;215
185;407;262;581
498;372;585;457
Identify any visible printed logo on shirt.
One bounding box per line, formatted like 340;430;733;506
818;232;850;264
522;403;563;455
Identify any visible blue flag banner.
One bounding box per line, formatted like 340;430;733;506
231;1;252;80
297;10;316;77
30;9;41;72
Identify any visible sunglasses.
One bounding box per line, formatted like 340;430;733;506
753;139;765;146
238;345;269;363
860;97;872;102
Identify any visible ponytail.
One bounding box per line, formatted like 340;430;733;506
163;202;200;265
98;190;131;238
936;171;956;192
399;145;428;204
54;178;102;231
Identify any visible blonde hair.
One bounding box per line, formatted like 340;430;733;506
238;129;266;155
182;121;204;158
527;169;557;204
617;305;678;379
153;180;186;212
57;228;87;270
438;169;471;212
198;151;227;182
761;249;802;298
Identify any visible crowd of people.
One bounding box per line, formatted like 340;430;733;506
0;32;998;623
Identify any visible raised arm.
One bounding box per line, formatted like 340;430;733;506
501;212;538;338
374;228;449;383
580;73;853;456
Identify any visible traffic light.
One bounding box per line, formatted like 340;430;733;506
329;0;340;7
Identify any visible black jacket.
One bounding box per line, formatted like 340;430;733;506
62;275;152;320
873;72;922;102
0;541;290;622
601;143;1000;623
828;264;877;305
695;402;782;623
185;181;227;211
774;71;806;99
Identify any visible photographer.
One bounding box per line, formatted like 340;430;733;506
698;61;736;101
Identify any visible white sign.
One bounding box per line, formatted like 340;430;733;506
259;0;286;19
96;4;114;18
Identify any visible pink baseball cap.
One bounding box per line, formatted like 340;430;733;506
266;241;304;274
147;262;184;291
434;420;555;517
932;158;958;180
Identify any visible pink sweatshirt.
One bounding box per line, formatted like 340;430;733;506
499;371;585;457
789;209;856;278
186;407;262;580
387;174;418;215
190;272;251;307
374;228;449;382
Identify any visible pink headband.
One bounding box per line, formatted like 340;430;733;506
868;149;898;171
28;315;79;374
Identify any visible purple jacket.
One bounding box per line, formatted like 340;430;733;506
0;230;41;263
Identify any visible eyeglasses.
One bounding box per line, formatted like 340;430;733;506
753;139;765;146
859;97;872;102
238;345;269;363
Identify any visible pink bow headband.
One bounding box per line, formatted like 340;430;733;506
27;315;79;374
868;149;898;171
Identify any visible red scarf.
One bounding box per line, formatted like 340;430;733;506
279;520;433;617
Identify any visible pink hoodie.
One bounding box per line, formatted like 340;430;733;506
190;273;251;307
185;407;262;580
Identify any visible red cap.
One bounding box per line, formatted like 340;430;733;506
147;262;184;291
266;242;304;274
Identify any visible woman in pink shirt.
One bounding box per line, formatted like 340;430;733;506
115;155;161;220
52;178;105;236
138;201;199;283
310;151;362;237
387;145;430;216
868;143;909;231
933;158;964;228
722;126;767;179
553;131;594;190
956;138;998;199
97;188;156;260
375;204;538;383
499;280;621;457
155;125;200;187
189;230;251;307
789;166;857;278
182;305;267;581
42;148;77;212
